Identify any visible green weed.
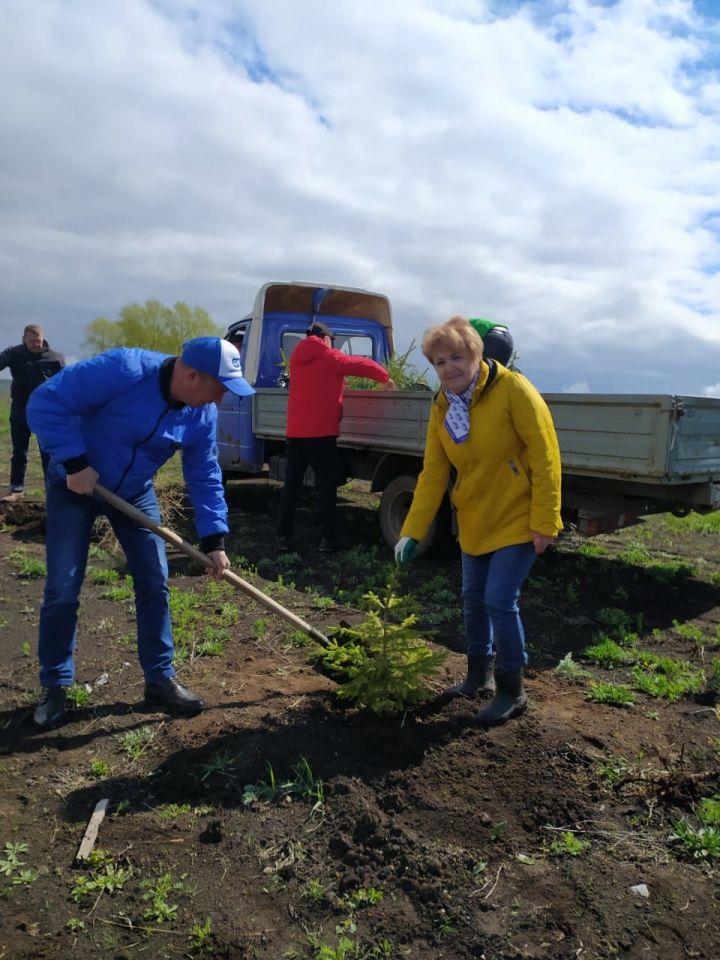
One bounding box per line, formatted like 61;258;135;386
70;850;131;902
100;576;134;601
286;629;313;648
141;871;182;923
581;637;633;668
159;802;192;820
66;684;91;709
489;821;507;841
672;620;706;644
0;842;28;876
596;756;634;786
595;607;633;636
196;750;237;782
340;887;384;911
242;756;323;812
586;682;635;707
119;726;155;760
555;652;590;682
253;618;268;639
88;567;119;585
670;820;720;860
89;758;111;778
189;916;213;951
698;796;720;826
7;548;46;579
302;879;328;902
631;655;704;700
577;543;607;558
548;831;591;856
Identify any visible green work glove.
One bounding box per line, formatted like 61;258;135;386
394;537;418;566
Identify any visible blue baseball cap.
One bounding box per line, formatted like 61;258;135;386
181;337;255;397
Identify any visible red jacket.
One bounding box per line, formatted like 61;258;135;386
286;337;390;437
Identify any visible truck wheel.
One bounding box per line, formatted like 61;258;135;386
379;475;452;555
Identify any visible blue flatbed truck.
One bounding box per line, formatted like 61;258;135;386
217;281;720;547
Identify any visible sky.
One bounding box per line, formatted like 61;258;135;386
1;0;719;395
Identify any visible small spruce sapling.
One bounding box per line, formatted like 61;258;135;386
316;571;446;713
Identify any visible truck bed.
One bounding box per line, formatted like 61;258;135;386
254;389;720;503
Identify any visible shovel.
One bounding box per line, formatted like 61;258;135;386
94;483;329;646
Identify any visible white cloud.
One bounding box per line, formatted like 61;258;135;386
562;381;591;394
703;382;720;397
1;0;719;394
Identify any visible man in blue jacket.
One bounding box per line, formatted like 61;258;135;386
26;336;254;730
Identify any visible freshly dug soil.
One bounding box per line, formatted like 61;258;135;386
0;477;718;960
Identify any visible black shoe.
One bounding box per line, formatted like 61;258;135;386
144;678;206;715
319;537;337;553
276;536;294;552
33;687;67;730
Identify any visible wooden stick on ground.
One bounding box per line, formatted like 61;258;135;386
76;798;110;861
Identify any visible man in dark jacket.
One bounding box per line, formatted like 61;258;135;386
0;325;65;497
276;321;396;553
26;336;254;730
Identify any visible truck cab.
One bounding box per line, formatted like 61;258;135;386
216;281;393;475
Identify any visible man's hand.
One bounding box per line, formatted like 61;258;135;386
67;466;99;496
531;531;555;555
206;549;231;578
394;536;418;566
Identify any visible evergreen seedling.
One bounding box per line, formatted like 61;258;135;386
316;573;446;714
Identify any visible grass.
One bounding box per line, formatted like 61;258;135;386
66;684;91;709
586;682;635;707
581;637;634;668
119;726;155;761
242;757;324;811
6;548;46;579
87;567;120;585
631;655;704;701
548;831;591;857
555;652;590;682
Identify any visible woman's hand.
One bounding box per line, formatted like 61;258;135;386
531;532;555;555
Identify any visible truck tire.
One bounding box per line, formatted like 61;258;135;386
379;475;452;555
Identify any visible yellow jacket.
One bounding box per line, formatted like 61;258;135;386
400;362;562;556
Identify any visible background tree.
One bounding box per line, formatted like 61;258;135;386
83;300;223;355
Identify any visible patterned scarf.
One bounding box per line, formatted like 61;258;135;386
443;370;480;444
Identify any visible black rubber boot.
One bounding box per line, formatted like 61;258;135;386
33;687;67;730
475;671;527;727
439;655;495;702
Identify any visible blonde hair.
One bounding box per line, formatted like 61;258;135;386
421;315;484;365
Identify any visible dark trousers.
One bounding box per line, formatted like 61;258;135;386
9;401;49;489
277;436;338;542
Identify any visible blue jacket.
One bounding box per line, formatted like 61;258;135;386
27;348;228;540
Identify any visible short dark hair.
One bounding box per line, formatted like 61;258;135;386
306;321;333;340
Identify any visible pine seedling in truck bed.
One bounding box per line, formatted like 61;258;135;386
316;574;446;714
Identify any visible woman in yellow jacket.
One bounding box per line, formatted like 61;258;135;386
395;316;562;727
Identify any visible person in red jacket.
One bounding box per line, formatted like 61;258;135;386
277;321;396;552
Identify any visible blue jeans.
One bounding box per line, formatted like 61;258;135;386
461;542;537;675
38;475;175;687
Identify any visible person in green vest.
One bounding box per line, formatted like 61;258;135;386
469;318;514;367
